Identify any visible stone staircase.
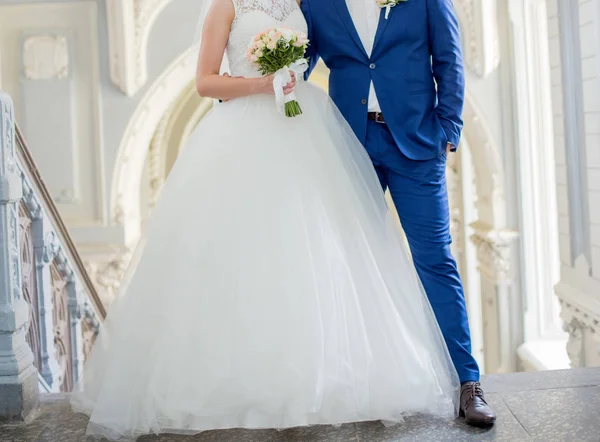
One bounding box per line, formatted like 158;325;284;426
1;92;105;421
1;368;599;442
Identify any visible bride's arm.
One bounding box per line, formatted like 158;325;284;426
196;0;288;100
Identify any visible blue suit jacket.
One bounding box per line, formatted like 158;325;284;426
301;0;464;160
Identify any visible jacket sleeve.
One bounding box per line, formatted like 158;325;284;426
300;0;320;80
427;0;464;148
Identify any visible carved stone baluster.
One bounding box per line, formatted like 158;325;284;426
33;230;62;391
50;266;73;392
563;317;584;368
0;92;39;420
470;221;519;373
68;283;86;385
80;301;100;361
19;204;42;372
557;268;600;368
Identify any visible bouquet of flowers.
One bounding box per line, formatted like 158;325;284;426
246;27;310;117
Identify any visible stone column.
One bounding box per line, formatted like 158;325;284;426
470;221;519;374
0;92;39;420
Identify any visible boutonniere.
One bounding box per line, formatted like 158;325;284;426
377;0;407;19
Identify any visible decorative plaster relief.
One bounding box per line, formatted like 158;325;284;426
22;35;69;80
455;0;500;77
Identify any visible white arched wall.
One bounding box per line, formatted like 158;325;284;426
142;80;213;222
106;0;190;96
110;47;197;245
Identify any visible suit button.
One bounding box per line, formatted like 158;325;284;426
369;63;376;69
361;99;367;105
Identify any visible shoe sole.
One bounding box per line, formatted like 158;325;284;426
465;418;496;427
459;409;496;427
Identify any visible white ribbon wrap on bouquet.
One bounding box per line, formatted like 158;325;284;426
385;4;392;19
272;59;309;114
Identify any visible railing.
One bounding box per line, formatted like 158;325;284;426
0;92;104;419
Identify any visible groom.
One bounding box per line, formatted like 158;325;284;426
301;0;495;426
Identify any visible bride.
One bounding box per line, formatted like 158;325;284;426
71;0;460;439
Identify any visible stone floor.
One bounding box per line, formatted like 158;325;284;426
1;368;599;442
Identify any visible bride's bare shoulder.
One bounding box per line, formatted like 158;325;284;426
209;0;235;15
203;0;235;26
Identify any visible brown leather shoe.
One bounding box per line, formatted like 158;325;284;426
459;382;496;427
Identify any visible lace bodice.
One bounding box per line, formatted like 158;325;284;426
227;0;307;78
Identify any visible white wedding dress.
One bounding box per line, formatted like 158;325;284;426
71;0;460;439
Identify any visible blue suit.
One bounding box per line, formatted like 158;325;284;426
301;0;479;383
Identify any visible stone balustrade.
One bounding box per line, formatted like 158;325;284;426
0;92;105;421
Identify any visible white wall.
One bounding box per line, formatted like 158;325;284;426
0;2;106;225
547;0;600;368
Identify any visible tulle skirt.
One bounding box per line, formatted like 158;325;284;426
71;81;460;440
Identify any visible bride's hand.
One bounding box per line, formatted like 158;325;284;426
283;73;297;95
260;73;296;95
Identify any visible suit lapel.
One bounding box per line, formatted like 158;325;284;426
333;0;368;58
372;8;391;54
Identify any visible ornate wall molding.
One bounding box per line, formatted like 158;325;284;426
147;112;170;209
462;94;506;227
85;253;132;305
455;0;500;78
146;85;213;215
110;47;197;244
22;35;69;80
560;299;599;368
106;0;173;96
556;258;600;367
470;221;519;284
179;96;214;148
560;299;599;340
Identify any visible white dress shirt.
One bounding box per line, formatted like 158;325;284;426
346;0;382;112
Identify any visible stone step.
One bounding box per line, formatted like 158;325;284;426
1;368;599;441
